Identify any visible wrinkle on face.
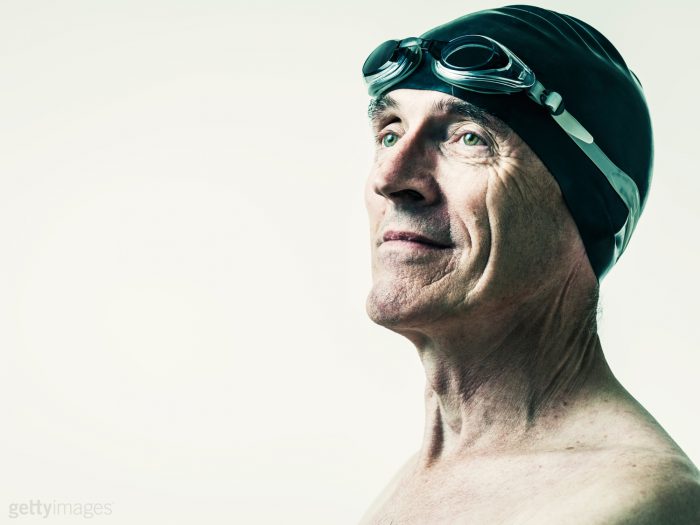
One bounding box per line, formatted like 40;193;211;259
365;89;582;333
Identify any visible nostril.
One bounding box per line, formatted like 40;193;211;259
391;189;424;202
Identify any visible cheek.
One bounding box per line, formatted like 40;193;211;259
442;170;491;254
484;157;564;278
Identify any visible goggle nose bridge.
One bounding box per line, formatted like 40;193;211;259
392;37;445;63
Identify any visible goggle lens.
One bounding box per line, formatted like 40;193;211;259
442;39;509;70
362;39;400;76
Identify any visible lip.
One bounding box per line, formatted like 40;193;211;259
381;230;452;249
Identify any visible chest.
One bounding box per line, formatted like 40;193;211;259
367;475;528;524
364;456;614;525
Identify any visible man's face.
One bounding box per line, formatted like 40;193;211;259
365;89;582;331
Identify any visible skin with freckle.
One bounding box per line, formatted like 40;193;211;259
359;89;700;525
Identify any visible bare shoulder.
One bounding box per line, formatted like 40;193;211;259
500;445;699;525
357;451;418;525
544;385;700;523
558;446;700;525
564;400;700;523
605;449;700;525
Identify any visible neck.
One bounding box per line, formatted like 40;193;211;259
401;271;620;470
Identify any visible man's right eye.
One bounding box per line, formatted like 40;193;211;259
380;132;399;148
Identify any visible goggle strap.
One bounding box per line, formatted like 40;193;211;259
528;81;640;261
553;112;641;262
552;109;593;144
527;81;640;261
528;81;593;143
528;80;565;114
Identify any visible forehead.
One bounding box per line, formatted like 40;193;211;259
368;89;511;137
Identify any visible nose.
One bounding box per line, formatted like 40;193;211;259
370;131;441;207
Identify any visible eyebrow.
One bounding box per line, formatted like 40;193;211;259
367;94;399;122
367;93;508;136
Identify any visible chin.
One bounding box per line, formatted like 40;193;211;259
365;280;440;329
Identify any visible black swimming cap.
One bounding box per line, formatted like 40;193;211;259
380;4;653;279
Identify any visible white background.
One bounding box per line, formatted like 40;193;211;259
1;0;697;523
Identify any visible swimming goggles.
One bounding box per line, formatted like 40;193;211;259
362;35;640;261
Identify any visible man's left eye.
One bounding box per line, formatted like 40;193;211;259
460;132;486;147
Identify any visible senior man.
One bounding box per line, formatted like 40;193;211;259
358;5;700;524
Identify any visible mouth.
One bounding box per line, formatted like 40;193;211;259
381;230;453;249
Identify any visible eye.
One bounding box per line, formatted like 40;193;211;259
381;132;399;148
461;131;486;147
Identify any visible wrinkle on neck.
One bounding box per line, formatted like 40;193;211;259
412;258;611;470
